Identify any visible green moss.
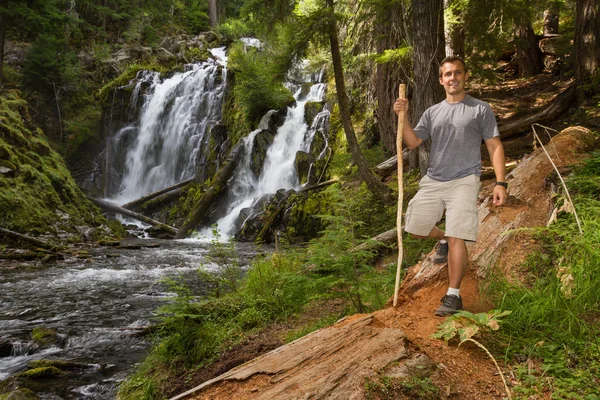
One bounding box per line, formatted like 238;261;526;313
0;388;39;400
0;91;108;236
97;63;170;106
19;367;65;380
167;183;205;227
31;327;57;346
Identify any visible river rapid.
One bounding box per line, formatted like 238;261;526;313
0;238;262;399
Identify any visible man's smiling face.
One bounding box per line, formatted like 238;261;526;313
439;61;469;97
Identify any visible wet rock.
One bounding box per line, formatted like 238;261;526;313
145;225;175;239
295;151;316;186
235;190;293;243
0;337;13;357
304;101;324;127
19;366;66;379
27;360;93;372
260;108;288;132
31;327;58;348
309;130;327;158
250;129;276;177
98;240;120;247
1;388;39;400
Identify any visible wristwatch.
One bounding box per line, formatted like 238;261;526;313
495;182;508;188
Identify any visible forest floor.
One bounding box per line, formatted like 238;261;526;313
168;71;598;399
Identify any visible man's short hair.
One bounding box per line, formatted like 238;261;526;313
439;56;468;77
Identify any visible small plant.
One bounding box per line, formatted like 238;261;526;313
198;225;244;298
432;310;512;399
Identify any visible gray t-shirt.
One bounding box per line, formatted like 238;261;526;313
414;95;500;181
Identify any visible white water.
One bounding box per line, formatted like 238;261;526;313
200;83;328;238
112;48;227;203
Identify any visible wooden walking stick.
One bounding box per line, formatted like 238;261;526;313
393;84;406;308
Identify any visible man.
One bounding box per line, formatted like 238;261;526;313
393;56;507;316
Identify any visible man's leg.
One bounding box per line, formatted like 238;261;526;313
434;236;467;316
447;237;467;289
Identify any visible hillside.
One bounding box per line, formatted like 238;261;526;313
169;125;596;399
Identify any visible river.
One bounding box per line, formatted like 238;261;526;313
0;238;262;399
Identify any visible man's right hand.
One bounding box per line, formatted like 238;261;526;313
393;98;408;115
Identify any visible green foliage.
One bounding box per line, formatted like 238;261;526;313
228;41;294;124
0;91;107;235
432;310;511;342
198;226;244;297
483;152;600;398
364;376;441;400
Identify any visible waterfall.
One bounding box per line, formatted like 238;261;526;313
108;48;227;203
204;83;328;238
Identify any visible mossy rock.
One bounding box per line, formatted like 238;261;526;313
0;388;39;400
250;129;276;177
27;359;89;371
31;327;57;347
295;151;316;186
304;101;324;127
18;366;66;379
309;130;327;158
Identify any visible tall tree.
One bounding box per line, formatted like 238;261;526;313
411;0;445;176
209;0;218;27
575;0;600;102
514;14;543;77
324;0;393;203
373;0;410;155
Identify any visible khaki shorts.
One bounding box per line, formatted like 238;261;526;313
404;174;481;241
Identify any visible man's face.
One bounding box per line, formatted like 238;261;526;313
439;61;469;96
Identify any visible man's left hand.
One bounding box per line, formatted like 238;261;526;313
493;185;507;206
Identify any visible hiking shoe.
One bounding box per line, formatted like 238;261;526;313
431;241;448;263
435;295;463;317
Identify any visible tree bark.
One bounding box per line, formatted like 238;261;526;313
375;0;408;155
175;143;244;239
86;196;178;236
0;227;55;250
122;178;195;211
411;0;446;176
208;0;218;27
575;0;600;103
543;2;560;35
0;16;6;87
325;0;393;204
514;17;543;77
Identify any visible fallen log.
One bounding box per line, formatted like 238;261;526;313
86;196;178;236
297;178;339;192
0;227;56;250
498;83;575;138
122;178;195;211
175;143;244;239
374;149;411;179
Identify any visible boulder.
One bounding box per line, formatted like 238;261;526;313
295;151;316;186
304;101;324;127
250;129;276;177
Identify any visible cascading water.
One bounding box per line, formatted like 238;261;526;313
108;48;227;203
205;82;329;238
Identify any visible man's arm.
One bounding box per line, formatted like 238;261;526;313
484;136;507;206
393;98;423;149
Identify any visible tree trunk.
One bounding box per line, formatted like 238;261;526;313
543;2;560;35
86;196;178;236
325;0;393;204
575;0;600;103
208;0;218;27
514;17;543;77
0;16;6;87
375;1;408;155
411;0;446;177
175;143;243;239
122;178;195;211
444;0;465;57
